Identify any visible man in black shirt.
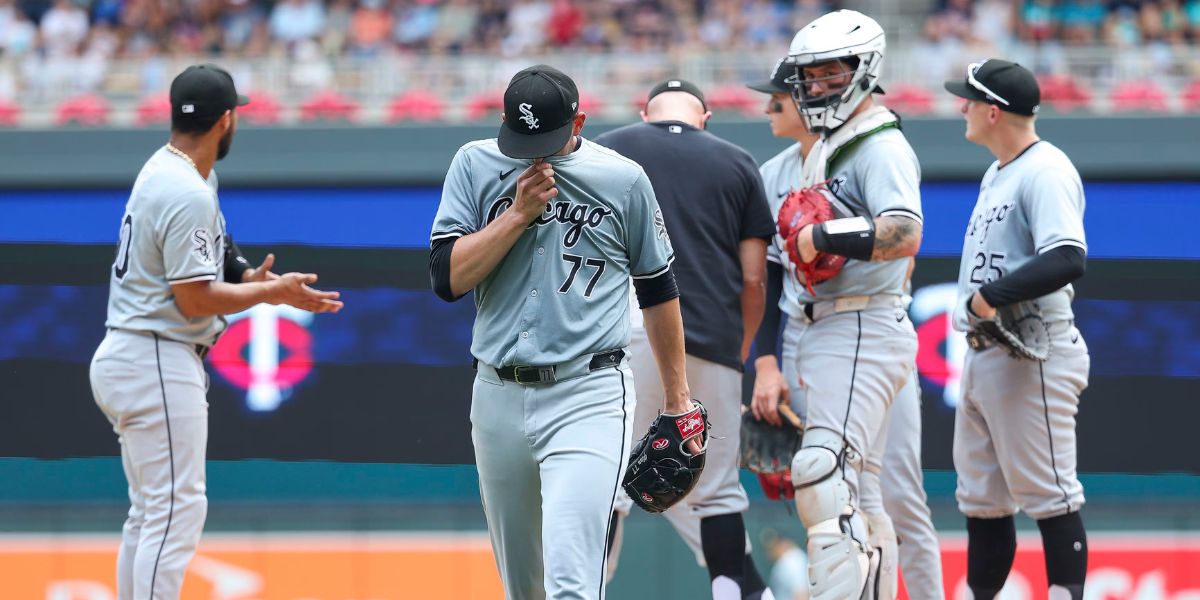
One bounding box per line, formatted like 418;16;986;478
595;80;777;600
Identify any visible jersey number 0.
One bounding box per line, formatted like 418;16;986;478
113;214;134;280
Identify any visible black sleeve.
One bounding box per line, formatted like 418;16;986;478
754;261;784;359
429;236;467;303
633;267;680;309
223;233;252;283
739;157;776;241
979;245;1086;307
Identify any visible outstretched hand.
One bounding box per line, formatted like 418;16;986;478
270;272;344;314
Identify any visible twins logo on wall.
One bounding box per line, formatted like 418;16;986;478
208;304;315;412
909;282;968;409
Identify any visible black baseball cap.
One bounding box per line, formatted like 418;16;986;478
498;65;580;159
747;57;792;94
646;79;707;110
945;59;1040;116
170;64;250;124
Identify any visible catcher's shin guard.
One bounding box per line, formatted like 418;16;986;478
790;429;869;599
864;511;899;600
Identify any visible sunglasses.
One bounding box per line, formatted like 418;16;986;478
966;61;1010;106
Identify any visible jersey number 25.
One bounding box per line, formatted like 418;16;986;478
969;251;1006;285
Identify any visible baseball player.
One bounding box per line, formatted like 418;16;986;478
746;10;924;598
89;64;343;600
428;65;698;600
594;79;776;600
945;59;1090;599
748;57;945;600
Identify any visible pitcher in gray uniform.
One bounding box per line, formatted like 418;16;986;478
749;56;945;600
429;65;697;600
945;59;1090;600
749;11;924;598
89;64;343;600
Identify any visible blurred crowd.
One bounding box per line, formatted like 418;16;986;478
2;0;1199;121
925;0;1200;50
0;0;840;62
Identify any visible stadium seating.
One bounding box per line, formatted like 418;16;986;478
1181;80;1200;112
1038;74;1093;113
134;95;171;127
238;92;283;125
1109;80;1170;113
0;99;19;127
465;90;504;121
706;85;761;116
387;91;446;122
884;84;935;116
54;94;111;127
299;90;361;123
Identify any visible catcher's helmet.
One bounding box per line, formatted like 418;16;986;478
786;10;885;133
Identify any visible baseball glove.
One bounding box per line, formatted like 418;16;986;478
973;300;1051;361
622;401;709;514
739;404;805;501
777;186;847;295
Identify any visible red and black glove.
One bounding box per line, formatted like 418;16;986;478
778;186;846;295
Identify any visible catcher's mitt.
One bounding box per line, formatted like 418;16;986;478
777;185;847;295
739;404;805;501
972;299;1051;361
623;401;709;514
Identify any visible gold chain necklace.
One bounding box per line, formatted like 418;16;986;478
164;143;201;177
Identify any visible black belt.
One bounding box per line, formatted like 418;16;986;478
112;328;211;360
485;349;626;385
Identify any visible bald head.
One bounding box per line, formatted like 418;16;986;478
643;92;711;129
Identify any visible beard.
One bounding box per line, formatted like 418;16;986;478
216;128;234;160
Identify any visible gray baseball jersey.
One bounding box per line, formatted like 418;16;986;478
430;138;673;367
952;141;1087;330
91;145;226;599
759;142;808;318
106;146;228;347
765;129;922;313
432;136;672;600
953;139;1090;522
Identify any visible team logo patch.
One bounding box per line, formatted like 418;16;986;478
826;175;848;196
518;103;539;129
641;492;654;504
675;410;704;439
651;438;670;451
654;209;669;241
191;227;215;265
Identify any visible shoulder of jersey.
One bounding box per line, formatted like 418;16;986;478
1020;141;1080;178
704;131;757;163
860;126;913;151
585;138;648;178
457;138;501;157
1027;140;1070;165
142;152;213;202
760;142;802;173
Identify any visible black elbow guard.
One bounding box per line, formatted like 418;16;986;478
430;237;464;302
812;216;876;261
223;235;252;283
633;267;679;309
